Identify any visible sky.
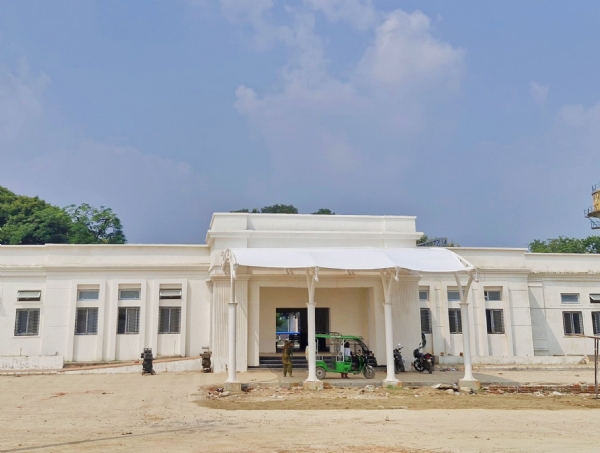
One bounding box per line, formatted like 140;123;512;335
1;1;600;247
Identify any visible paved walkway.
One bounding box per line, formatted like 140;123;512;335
243;366;597;388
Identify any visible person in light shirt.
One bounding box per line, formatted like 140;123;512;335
341;341;352;379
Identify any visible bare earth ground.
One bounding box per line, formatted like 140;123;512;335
1;371;600;453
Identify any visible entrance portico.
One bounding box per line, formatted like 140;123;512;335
219;247;477;391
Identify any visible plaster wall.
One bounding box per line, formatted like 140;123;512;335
258;286;370;354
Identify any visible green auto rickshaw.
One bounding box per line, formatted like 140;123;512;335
314;333;376;379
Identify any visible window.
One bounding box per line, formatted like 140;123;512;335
448;308;462;334
447;290;461;302
590;294;600;303
420;308;432;334
159;307;181;334
486;309;505;334
419;290;429;301
14;309;40;336
561;293;580;304
17;291;41;302
484;290;502;301
119;289;140;300
159;289;182;300
75;308;98;335
78;289;99;301
117;307;140;334
563;311;584;336
592;312;600;335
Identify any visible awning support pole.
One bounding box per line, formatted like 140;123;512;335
224;259;240;391
381;269;400;386
304;268;322;389
455;272;478;389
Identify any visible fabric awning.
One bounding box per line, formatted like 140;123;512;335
226;247;474;273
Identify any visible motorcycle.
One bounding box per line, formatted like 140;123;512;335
413;333;434;374
393;343;405;373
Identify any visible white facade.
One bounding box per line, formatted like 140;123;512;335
1;213;600;371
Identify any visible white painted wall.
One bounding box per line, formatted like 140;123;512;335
2;214;600;369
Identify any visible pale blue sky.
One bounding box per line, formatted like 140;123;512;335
1;1;599;246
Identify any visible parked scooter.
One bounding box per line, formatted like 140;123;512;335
413;333;434;374
393;344;405;373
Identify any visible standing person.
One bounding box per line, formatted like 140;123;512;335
341;341;352;379
281;340;293;377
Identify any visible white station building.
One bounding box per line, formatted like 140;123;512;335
1;213;600;385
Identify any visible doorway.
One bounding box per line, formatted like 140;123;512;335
275;307;330;352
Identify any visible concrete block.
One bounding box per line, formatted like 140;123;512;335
382;379;402;388
458;378;481;390
303;380;324;390
223;381;242;392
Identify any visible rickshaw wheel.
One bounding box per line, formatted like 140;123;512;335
363;366;375;379
316;367;326;380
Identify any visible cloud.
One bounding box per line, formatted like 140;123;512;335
303;0;379;30
0;53;210;244
355;10;464;93
554;101;600;158
0;58;50;142
529;81;549;105
0;141;209;243
226;4;465;190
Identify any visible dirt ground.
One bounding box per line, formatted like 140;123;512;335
1;372;600;453
198;384;600;411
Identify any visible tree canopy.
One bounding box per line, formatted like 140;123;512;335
417;234;459;247
529;236;600;254
64;203;126;244
312;208;335;215
0;186;127;245
231;204;336;215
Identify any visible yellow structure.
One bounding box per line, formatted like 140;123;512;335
585;183;600;229
593;186;600;214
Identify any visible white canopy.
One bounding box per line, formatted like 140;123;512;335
226;247;474;274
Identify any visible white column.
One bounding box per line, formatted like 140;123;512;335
225;262;239;386
304;268;320;386
455;273;479;389
382;271;400;386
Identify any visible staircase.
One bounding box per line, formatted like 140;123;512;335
258;355;308;369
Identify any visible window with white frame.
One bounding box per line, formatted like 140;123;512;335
486;309;505;334
448;308;462;334
117;307;140;334
159;307;181;334
119;289;140;300
17;291;41;302
447;290;461;302
561;293;580;304
75;308;99;335
484;290;502;301
159;289;182;300
590;294;600;303
78;289;99;301
14;309;40;336
419;290;429;301
420;308;432;334
592;312;600;335
563;311;584;336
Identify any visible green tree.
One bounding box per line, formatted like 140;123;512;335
417;234;459;247
259;204;298;214
64;204;127;244
0;187;72;245
0;185;127;245
312;208;335;215
231;204;298;214
529;236;600;253
0;207;72;245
